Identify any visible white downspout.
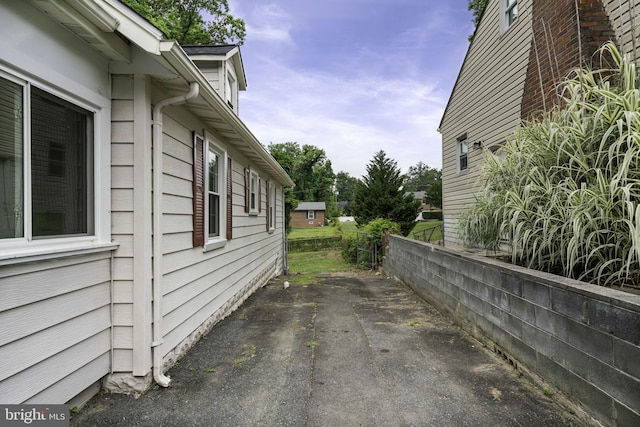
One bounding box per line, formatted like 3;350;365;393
151;82;199;387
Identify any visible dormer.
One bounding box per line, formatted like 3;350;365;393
182;45;247;114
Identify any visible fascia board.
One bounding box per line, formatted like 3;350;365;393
159;42;294;187
67;0;119;32
102;0;165;55
231;49;248;90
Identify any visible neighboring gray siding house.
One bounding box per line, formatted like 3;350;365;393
440;0;639;247
0;0;293;406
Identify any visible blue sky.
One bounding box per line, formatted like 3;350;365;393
227;0;475;178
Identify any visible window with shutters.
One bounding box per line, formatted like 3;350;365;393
193;133;229;251
0;70;96;245
268;181;276;231
249;169;260;215
206;139;228;249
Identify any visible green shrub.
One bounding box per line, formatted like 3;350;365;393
341;235;358;264
341;218;400;267
421;211;443;220
362;218;400;241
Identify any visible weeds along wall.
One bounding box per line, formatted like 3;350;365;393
383;236;640;427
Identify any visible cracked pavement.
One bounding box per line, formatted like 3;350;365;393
71;273;584;426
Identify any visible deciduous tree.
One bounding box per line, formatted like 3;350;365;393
468;0;487;28
268;142;337;228
335;171;358;215
122;0;246;45
404;162;442;209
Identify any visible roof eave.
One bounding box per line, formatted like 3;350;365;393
159;42;293;187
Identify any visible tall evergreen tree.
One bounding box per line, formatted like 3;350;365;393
352;151;420;236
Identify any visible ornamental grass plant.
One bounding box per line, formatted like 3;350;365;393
458;42;640;288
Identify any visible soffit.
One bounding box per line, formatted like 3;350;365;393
27;0;131;62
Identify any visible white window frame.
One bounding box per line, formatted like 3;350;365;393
269;182;276;231
204;135;227;251
503;0;518;31
225;63;237;111
249;169;259;215
458;135;468;173
0;66;113;262
307;210;315;220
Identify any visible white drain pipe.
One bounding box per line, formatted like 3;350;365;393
151;82;199;387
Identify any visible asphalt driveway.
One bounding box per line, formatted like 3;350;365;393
71;273;584;426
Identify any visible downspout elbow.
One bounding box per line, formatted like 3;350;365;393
152;82;199;125
151;82;199;388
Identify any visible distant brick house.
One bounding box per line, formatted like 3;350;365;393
291;202;326;227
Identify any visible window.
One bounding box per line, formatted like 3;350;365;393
250;170;259;214
0;73;94;241
225;72;236;111
268;182;276;230
504;0;518;29
207;146;221;238
307;210;315;220
458;135;468;172
193;133;230;249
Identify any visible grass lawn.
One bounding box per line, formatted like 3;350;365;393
288;220;358;240
283;220;442;285
410;221;443;241
288;220;442;241
286;250;358;285
288;225;340;239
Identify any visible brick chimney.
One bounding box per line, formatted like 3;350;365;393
521;0;616;120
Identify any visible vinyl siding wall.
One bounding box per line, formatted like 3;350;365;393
603;0;640;60
0;254;112;404
0;1;113;405
440;0;533;247
110;75;153;375
199;62;223;96
158;107;285;363
109;77;286;377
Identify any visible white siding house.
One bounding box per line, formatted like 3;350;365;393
0;0;293;406
440;0;639;248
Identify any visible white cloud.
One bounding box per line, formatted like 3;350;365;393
246;24;293;44
228;0;473;178
243;3;294;45
239;58;445;178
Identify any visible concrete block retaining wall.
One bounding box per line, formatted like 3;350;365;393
383;236;640;427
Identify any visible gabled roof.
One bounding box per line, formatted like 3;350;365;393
182;44;248;91
28;0;293;187
295;202;326;211
182;45;236;56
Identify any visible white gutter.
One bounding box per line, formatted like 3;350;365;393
158;41;294;187
151;82;199;387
